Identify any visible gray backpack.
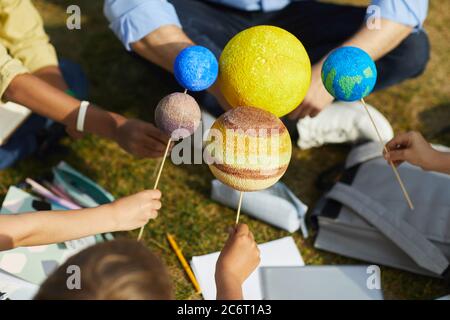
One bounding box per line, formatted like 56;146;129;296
312;142;450;282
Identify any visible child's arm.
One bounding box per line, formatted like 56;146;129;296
0;0;169;158
384;131;450;174
215;224;260;300
0;190;162;251
4;73;170;158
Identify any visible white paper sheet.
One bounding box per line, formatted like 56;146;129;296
190;236;304;300
0;270;39;300
0;102;31;146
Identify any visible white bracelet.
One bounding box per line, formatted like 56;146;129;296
76;101;90;132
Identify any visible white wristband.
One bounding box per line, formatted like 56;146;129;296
76;101;90;132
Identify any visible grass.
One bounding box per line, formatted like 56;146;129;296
1;0;449;300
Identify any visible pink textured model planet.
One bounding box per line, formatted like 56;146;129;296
155;92;201;140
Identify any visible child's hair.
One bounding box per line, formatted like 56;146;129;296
35;239;173;300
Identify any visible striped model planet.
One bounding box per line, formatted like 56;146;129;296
205;106;292;192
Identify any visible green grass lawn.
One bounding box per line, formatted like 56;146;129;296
1;0;449;300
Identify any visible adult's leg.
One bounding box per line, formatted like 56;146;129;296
0;115;46;170
266;1;366;63
59;58;89;100
169;0;252;58
373;31;429;91
268;0;430;91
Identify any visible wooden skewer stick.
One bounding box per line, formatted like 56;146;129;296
152;157;163;178
361;98;414;210
152;139;172;190
235;191;244;225
137;138;172;241
184;89;188;94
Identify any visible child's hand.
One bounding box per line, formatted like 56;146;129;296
109;190;162;231
215;224;260;299
384;131;438;170
115;119;172;158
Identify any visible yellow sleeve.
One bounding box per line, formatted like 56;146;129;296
0;0;58;72
0;41;28;98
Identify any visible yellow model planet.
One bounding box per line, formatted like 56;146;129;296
205;106;292;192
219;25;311;117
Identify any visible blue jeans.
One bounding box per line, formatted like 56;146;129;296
0;59;89;170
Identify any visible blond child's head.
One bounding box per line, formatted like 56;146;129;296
35;239;173;300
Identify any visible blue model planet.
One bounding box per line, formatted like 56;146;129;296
321;47;377;101
174;46;219;91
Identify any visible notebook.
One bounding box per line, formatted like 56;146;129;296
0;270;39;300
190;236;304;300
0;187;103;285
260;266;384;300
0;102;31;146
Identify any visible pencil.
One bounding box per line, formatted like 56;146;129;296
166;233;202;294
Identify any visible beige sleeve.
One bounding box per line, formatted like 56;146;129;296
0;0;58;72
0;41;28;98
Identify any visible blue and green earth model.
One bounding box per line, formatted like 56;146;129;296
321;46;377;101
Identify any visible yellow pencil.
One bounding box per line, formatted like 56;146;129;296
166;233;202;294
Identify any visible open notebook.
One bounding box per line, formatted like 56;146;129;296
190;236;304;300
0;101;31;146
